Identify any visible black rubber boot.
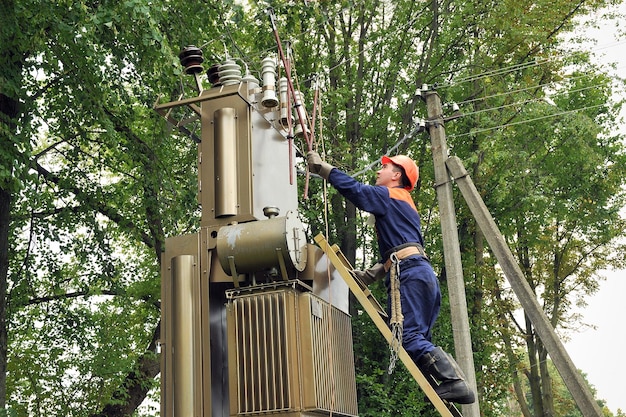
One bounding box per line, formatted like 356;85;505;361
417;347;476;404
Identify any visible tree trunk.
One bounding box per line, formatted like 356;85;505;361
526;320;544;417
91;323;161;417
0;188;9;409
539;345;554;417
495;277;533;417
0;34;22;406
512;363;533;417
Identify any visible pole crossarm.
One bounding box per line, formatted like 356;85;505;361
445;155;604;417
313;234;463;417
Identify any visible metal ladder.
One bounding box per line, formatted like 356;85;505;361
314;233;463;417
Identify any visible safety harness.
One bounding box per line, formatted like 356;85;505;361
384;242;428;374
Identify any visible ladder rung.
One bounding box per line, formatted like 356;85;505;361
330;245;388;319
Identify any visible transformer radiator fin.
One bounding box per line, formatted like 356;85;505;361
228;287;358;417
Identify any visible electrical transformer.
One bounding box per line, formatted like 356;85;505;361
156;47;358;417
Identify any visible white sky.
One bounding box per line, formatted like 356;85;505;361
566;270;626;413
563;3;626;413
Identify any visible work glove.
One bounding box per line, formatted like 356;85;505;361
307;151;335;180
352;262;386;286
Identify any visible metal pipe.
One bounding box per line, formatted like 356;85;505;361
172;255;198;416
214;107;239;217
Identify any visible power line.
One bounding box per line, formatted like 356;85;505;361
438;59;554;89
447;103;608;139
455;72;595;106
456;83;610;119
350;123;425;179
211;4;625;176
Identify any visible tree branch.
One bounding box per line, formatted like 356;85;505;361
91;321;161;417
32;161;155;250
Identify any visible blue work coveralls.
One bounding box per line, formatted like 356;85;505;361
327;168;440;361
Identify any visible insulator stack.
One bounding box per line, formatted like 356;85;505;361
279;77;291;129
241;70;260;90
207;63;221;86
179;46;205;75
218;59;242;86
292;90;310;139
261;56;279;108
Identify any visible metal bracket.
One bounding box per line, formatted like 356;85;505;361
228;255;239;288
275;248;289;280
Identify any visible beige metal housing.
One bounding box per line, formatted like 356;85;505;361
226;282;358;417
157;69;357;417
196;83;299;227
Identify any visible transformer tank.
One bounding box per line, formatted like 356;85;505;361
156;50;359;417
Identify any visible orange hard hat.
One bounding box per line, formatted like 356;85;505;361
381;155;419;190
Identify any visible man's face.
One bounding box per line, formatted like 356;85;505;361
375;163;400;187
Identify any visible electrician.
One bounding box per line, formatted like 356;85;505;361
307;150;475;404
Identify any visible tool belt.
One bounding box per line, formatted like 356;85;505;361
383;243;428;272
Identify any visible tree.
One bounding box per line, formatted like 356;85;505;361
442;4;626;416
0;0;247;415
300;0;625;414
1;0;625;415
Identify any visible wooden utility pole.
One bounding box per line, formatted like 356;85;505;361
424;90;481;417
422;87;604;417
445;156;604;417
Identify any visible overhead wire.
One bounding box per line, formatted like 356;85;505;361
455;72;595;106
213;2;625;176
215;0;626;95
443;68;625;139
438;56;598;91
437;58;554;89
436;36;626;90
448;60;626;110
447;102;609;139
456;83;611;119
350;123;425;179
